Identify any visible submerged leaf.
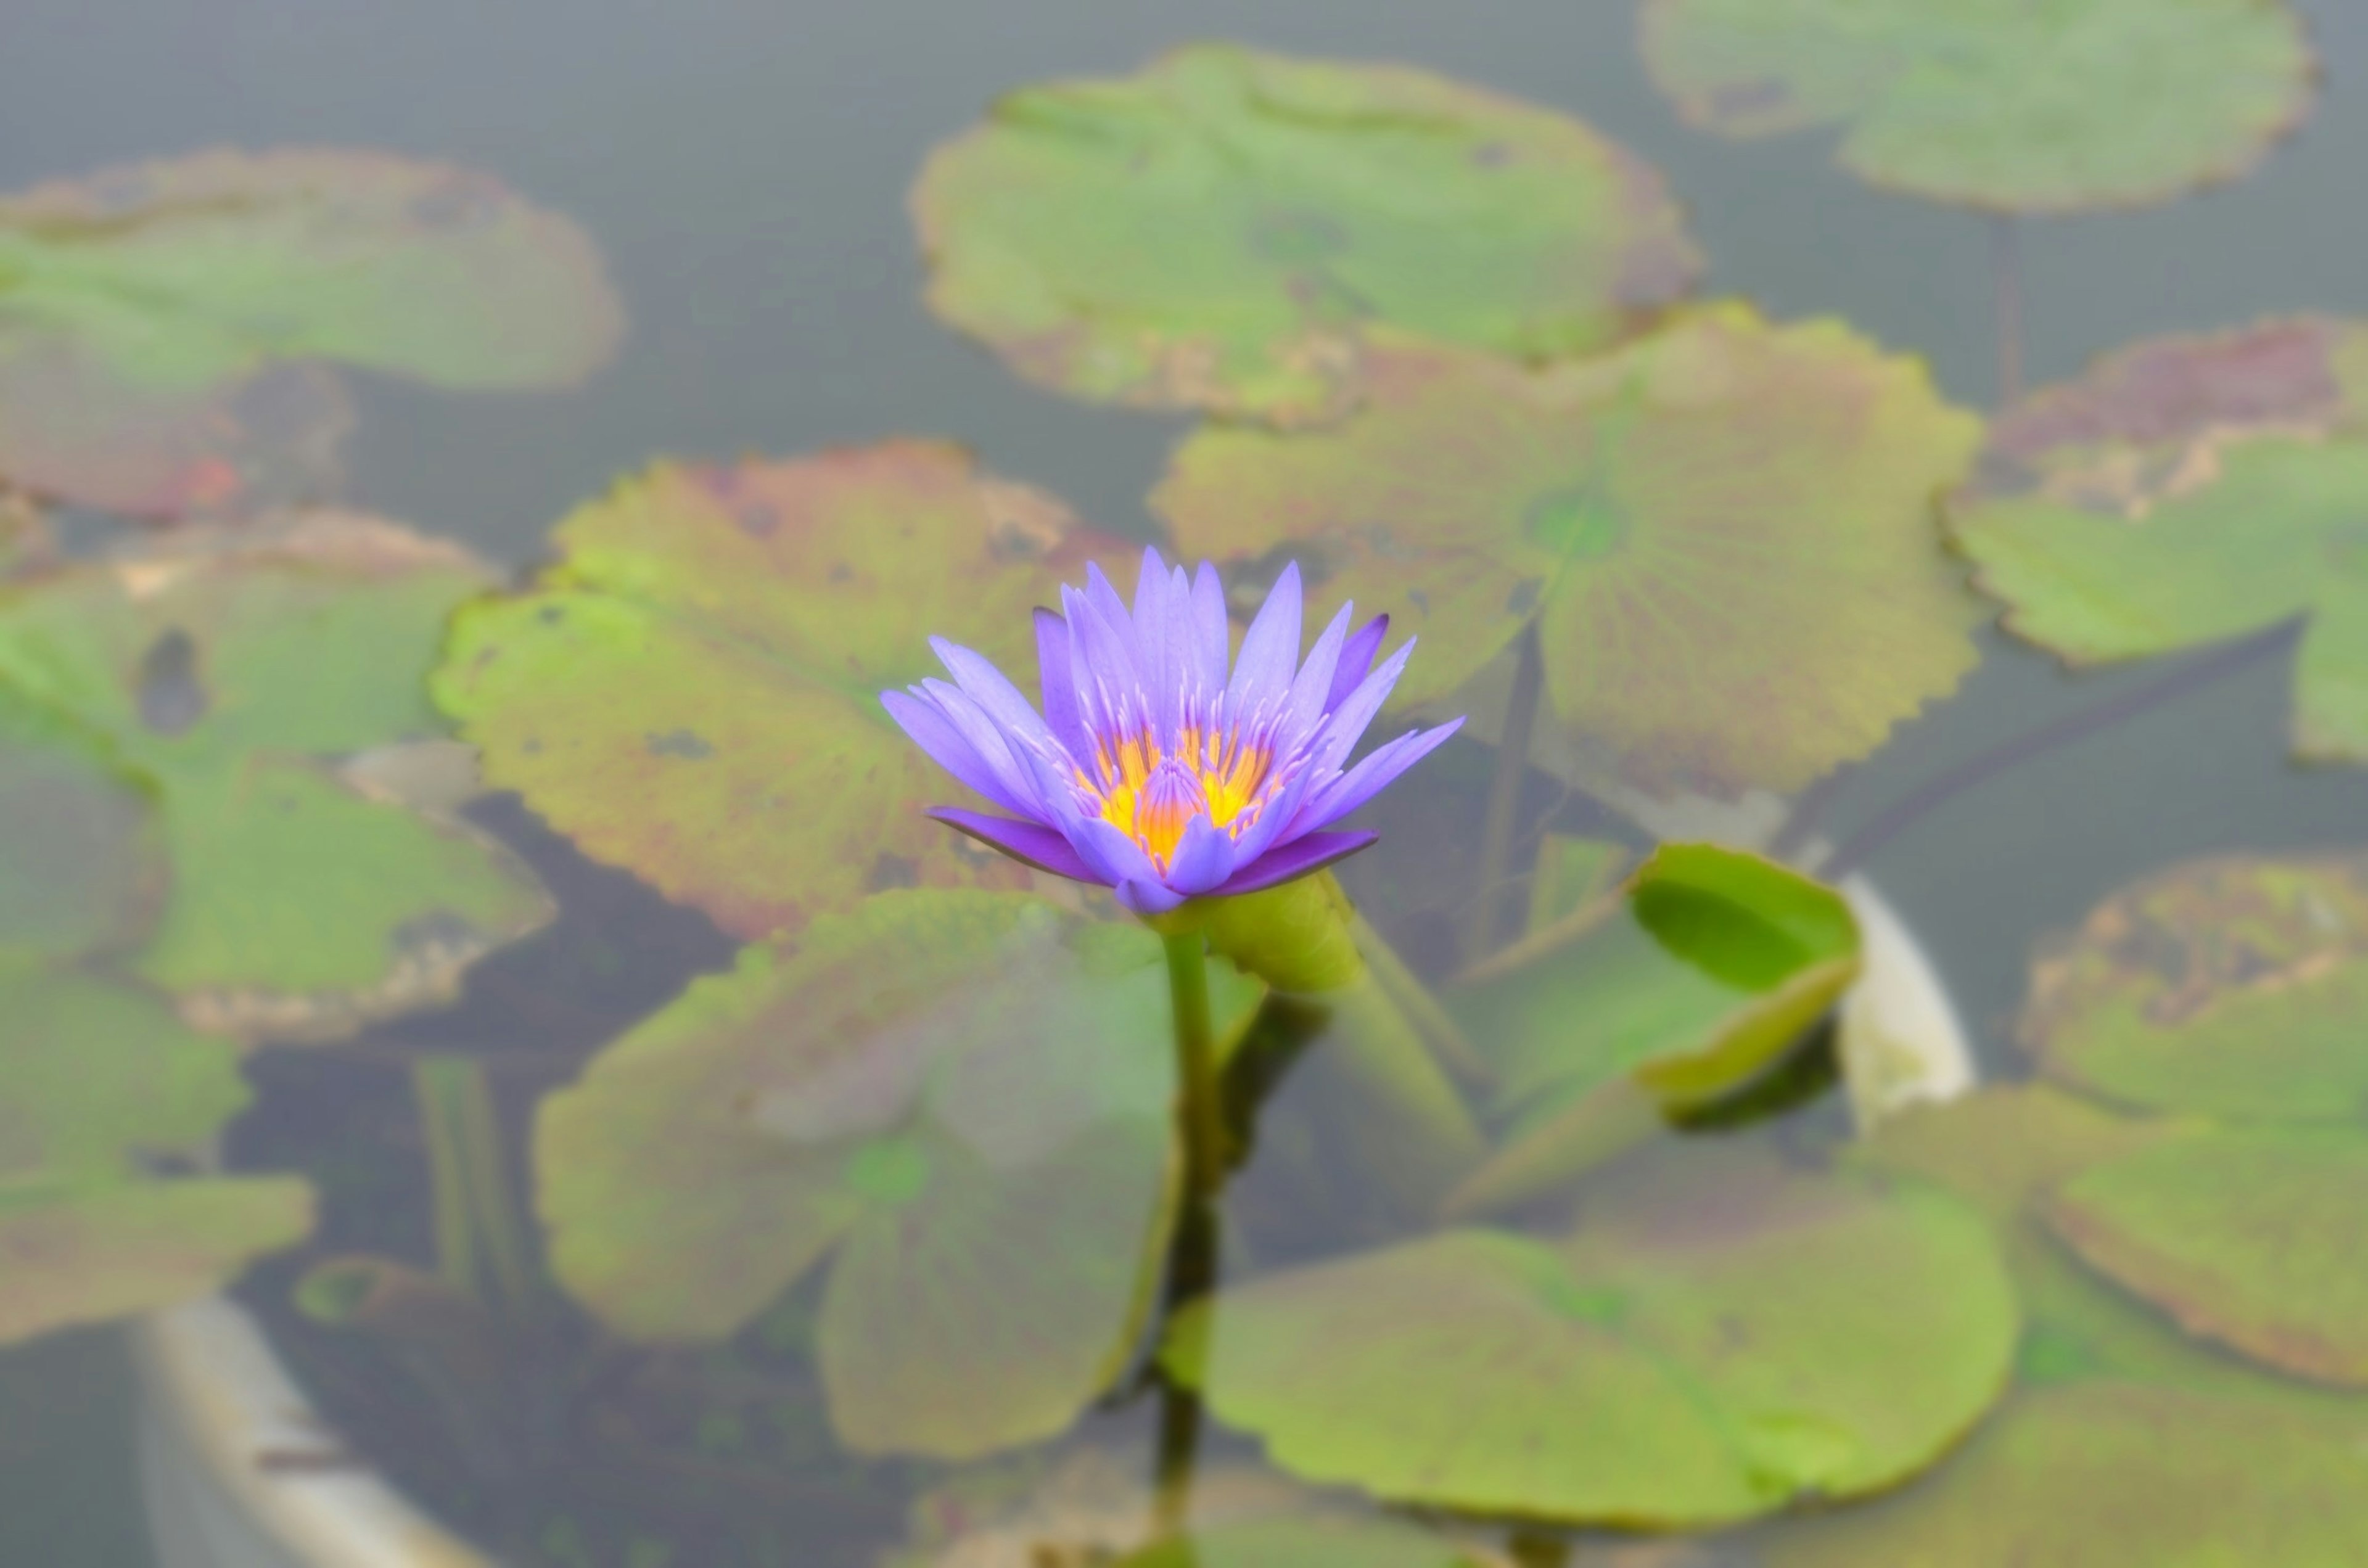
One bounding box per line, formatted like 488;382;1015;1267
1156;306;1983;794
0;514;551;1040
536;889;1260;1460
1952;318;2368;761
1168;1143;2016;1527
0;149;622;515
1642;0;2315;213
0;697;162;964
915;43;1697;425
2020;852;2368;1120
437;441;1133;940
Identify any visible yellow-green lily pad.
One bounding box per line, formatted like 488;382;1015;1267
1445;845;1860;1214
2020;851;2368;1120
0;514;552;1039
1641;0;2315;213
436;440;1135;940
1952;318;2368;761
536;889;1260;1460
915;43;1698;427
1156;305;1984;794
0;697;160;964
1166;1143;2016;1528
0;149;621;515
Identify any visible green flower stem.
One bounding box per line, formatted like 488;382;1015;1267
410;1055;540;1317
1466;621;1544;961
1162;930;1228;1204
1152;1185;1220;1541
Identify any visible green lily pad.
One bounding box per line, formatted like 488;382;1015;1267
1155;305;1984;794
0;698;161;964
0;966;313;1345
2044;1125;2368;1387
1952;318;2368;761
2019;851;2368;1120
1167;1143;2016;1527
1116;1514;1498;1568
0;514;552;1039
536;889;1260;1460
436;441;1134;941
1445;845;1860;1214
1640;0;2315;214
0;149;621;515
914;43;1698;427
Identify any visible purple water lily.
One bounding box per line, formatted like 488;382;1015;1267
882;548;1463;917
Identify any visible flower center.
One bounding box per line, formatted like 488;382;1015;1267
1085;718;1276;872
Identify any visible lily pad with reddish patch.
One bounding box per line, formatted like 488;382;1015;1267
1642;0;2315;214
1165;1143;2016;1527
1156;305;1984;795
2019;851;2368;1120
435;441;1136;940
0;149;622;516
0;967;313;1345
915;43;1698;426
1954;318;2368;761
536;889;1261;1460
0;514;553;1039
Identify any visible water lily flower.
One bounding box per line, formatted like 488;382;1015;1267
883;547;1463;917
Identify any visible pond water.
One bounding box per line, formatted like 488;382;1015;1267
6;2;2368;1566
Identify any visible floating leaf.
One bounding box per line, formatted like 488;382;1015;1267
915;43;1698;426
1952;318;2368;761
1117;1514;1500;1568
0;149;622;515
0;514;551;1039
1641;0;2315;213
0;966;312;1345
2044;1125;2368;1387
2019;852;2368;1120
1156;306;1984;794
0;697;161;964
437;441;1134;940
1168;1143;2016;1527
1445;846;1859;1214
537;889;1260;1459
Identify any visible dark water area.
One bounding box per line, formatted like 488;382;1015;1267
5;2;2368;1565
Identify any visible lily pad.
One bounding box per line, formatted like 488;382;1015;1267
0;149;622;515
1952;318;2368;761
1117;1514;1500;1568
1445;845;1860;1214
0;697;161;964
0;966;313;1344
436;441;1135;940
1640;0;2315;213
1155;305;1984;794
2019;851;2368;1120
1166;1143;2016;1527
536;889;1260;1459
915;43;1698;426
0;514;552;1039
2044;1125;2368;1387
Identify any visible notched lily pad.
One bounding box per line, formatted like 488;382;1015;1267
1953;318;2368;761
915;43;1699;425
436;440;1135;940
2045;1125;2368;1387
0;512;552;1040
2020;851;2368;1119
536;889;1260;1460
1156;305;1984;794
1642;0;2316;213
0;148;622;515
1167;1143;2016;1528
1446;845;1860;1213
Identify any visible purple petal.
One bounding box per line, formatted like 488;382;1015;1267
1130;547;1177;728
1326;615;1389;713
1083;560;1140;667
1296;718;1465;834
1214;831;1380;897
1034;608;1091;766
1116;878;1188;916
1281;602;1354;744
1064;813;1161;890
894;684;1048;816
1227;560;1302;713
1162;814;1238;897
1064;583;1145;747
881;689;1037;817
1217;761;1315;872
931;637;1057;754
1307;636;1417;774
1190;562;1230;696
928;808;1098;881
